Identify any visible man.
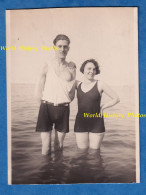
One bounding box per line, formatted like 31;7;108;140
35;34;76;155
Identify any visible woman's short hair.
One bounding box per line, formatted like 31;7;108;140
80;59;100;75
53;34;70;45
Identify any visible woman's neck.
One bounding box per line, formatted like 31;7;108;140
83;77;95;84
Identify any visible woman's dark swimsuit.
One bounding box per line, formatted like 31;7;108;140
74;81;105;133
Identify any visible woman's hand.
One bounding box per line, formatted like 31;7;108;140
100;104;104;117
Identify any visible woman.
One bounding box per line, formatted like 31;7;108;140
74;59;120;150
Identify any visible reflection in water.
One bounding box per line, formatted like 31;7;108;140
36;150;68;184
67;148;108;183
12;146;108;184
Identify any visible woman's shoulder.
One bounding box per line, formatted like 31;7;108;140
75;80;82;88
97;80;106;87
96;79;106;92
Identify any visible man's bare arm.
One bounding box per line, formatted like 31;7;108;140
34;64;48;103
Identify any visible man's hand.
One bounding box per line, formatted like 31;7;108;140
68;61;76;80
35;96;41;106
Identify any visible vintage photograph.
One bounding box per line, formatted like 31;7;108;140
6;7;139;184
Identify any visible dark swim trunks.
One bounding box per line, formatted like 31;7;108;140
36;101;70;133
74;81;105;133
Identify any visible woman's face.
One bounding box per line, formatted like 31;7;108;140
83;62;96;80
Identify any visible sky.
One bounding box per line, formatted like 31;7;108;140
6;7;138;86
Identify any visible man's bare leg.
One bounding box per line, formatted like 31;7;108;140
54;130;60;151
41;131;52;155
55;131;66;150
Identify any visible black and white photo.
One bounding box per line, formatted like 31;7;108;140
6;7;139;184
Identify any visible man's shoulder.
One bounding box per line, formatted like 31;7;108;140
47;58;55;66
41;62;49;75
44;58;57;71
67;61;76;69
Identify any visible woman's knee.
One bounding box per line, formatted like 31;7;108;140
89;132;104;149
75;132;89;149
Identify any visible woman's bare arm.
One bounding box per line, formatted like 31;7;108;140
98;80;120;116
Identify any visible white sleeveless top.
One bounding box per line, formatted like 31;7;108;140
42;60;75;104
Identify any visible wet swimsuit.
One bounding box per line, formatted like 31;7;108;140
36;101;70;133
74;81;105;133
36;59;75;133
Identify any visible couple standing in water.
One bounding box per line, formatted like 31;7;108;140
35;34;120;155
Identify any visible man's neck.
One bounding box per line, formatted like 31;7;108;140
55;57;66;66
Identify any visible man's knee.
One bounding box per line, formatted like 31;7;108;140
56;131;66;148
41;132;52;155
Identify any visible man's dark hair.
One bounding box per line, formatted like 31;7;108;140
80;59;100;75
53;34;70;45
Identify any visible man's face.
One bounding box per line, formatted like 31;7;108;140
55;40;70;60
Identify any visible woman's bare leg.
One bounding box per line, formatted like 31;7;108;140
41;131;52;155
89;132;104;149
75;132;89;149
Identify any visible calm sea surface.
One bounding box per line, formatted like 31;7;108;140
11;84;137;184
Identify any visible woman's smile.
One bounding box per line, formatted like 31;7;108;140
84;63;96;79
